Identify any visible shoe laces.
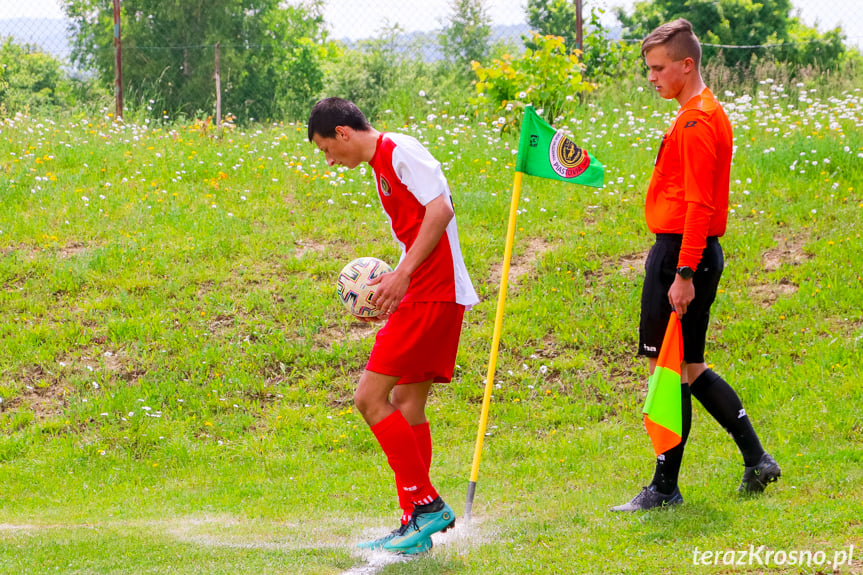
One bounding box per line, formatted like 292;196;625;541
402;513;421;533
631;486;654;504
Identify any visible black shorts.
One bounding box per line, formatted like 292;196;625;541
638;234;724;364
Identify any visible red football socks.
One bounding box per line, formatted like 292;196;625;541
396;421;433;523
371;411;439;511
413;421;433;470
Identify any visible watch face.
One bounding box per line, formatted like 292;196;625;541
677;266;694;279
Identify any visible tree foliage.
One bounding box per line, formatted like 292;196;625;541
439;0;492;73
322;28;469;124
0;38;107;114
616;0;847;69
63;0;331;121
526;0;578;50
322;26;407;122
0;38;64;113
524;1;639;81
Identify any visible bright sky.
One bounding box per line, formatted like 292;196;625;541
1;0;860;46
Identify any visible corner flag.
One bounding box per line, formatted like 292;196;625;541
516;105;605;188
466;105;604;520
643;311;684;456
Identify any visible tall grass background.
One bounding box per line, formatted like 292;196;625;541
0;62;861;573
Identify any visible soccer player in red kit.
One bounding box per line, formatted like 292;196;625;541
308;98;479;553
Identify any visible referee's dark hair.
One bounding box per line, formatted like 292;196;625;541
641;18;702;69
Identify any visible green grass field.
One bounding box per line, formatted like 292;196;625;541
1;81;862;574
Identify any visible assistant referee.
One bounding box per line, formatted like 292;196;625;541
612;19;781;512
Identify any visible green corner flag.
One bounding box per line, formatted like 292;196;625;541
516;105;605;188
466;104;605;521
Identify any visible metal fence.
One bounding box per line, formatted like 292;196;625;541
2;0;862;65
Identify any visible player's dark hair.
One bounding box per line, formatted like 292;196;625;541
307;97;372;141
641;18;702;69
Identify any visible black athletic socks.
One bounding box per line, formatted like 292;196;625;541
690;369;765;467
650;383;692;494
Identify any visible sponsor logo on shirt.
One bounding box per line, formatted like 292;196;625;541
549;131;591;179
684;120;698;128
379;176;392;196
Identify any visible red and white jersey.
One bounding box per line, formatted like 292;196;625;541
368;132;479;307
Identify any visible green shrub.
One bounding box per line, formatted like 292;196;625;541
320;40;394;121
0;37;109;115
471;33;594;124
321;28;471;124
0;37;64;113
581;7;640;81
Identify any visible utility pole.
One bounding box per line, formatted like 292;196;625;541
575;0;584;54
214;42;221;126
113;0;123;119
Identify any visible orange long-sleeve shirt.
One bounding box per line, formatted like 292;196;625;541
645;88;732;270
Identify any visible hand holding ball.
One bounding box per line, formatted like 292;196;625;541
336;257;393;318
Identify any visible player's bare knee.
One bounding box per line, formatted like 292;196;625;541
391;391;413;413
353;388;372;416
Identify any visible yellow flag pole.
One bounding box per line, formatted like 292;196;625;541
465;170;523;521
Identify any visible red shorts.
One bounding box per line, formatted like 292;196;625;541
366;301;466;385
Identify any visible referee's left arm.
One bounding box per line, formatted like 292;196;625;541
678;113;718;271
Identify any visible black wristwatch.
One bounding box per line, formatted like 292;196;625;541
676;266;694;280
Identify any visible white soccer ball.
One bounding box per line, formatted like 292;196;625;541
336;257;393;317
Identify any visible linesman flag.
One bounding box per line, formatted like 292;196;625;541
643;312;684;456
516;105;605;188
466;104;604;521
